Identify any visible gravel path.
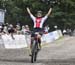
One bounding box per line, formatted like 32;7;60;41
0;36;75;65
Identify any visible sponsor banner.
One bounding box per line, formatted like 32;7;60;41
52;31;60;40
25;35;31;47
57;30;63;37
2;34;27;49
0;30;62;49
41;32;55;43
0;36;4;44
41;30;62;43
0;9;5;23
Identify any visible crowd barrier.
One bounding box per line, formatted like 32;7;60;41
41;30;63;44
0;30;63;49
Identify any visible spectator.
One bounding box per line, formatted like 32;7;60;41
16;25;21;34
25;25;30;31
24;25;31;47
63;29;67;35
3;26;8;34
21;25;25;34
44;25;50;34
8;24;15;39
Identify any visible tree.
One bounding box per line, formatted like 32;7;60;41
0;0;74;30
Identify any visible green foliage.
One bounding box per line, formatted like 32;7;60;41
0;0;75;30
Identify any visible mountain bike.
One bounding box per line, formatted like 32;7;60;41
31;32;40;63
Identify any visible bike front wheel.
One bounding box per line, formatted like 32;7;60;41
31;40;38;63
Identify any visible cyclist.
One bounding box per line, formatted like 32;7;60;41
27;7;52;55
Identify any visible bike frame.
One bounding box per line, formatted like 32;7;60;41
31;32;40;63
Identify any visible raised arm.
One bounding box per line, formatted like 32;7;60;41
27;7;35;20
27;7;33;16
45;8;52;17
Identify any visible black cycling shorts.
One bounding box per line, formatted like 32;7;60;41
31;28;43;37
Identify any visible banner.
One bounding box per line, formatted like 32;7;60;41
0;9;5;23
0;30;62;49
25;35;31;47
52;31;60;40
41;32;55;43
41;30;63;43
57;30;63;37
2;34;27;49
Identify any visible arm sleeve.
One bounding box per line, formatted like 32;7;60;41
42;15;48;21
42;16;48;22
30;14;36;21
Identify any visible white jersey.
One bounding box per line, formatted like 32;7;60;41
30;14;48;28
